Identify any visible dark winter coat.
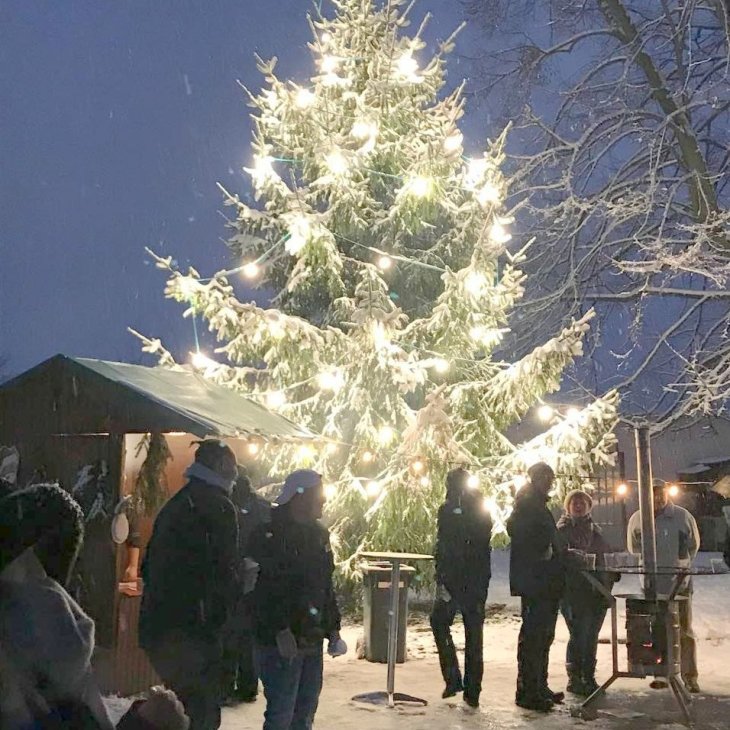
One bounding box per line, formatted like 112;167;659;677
139;478;239;648
248;506;341;648
434;491;492;600
234;490;272;559
506;485;565;600
556;514;617;611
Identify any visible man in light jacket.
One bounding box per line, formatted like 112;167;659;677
627;481;701;693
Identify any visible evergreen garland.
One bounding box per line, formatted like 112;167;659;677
132;433;172;516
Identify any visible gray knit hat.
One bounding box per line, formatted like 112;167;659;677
563;488;593;512
0;483;84;587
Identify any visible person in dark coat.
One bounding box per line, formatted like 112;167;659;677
248;469;344;730
506;462;565;713
140;440;239;730
557;489;617;696
221;465;271;705
429;468;492;708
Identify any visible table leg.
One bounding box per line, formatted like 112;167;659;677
386;560;401;708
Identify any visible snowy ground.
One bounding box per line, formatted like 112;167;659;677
107;551;730;729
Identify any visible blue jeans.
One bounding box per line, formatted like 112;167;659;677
257;645;323;730
561;601;607;681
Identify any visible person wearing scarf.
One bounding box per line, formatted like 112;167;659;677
557;489;616;697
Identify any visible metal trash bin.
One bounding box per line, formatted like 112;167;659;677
361;562;416;664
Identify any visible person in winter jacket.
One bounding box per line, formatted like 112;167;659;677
248;469;343;730
627;482;701;693
430;468;492;708
557;489;617;696
0;483;114;729
221;465;271;705
140;440;239;730
506;462;565;713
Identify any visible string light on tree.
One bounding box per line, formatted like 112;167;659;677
432;358;449;374
419;476;430;488
325;150;349;176
377;255;393;271
467;474;479;489
325;441;339;456
395;52;420;81
537;404;554;422
285;215;312;256
266;390;287;409
361;450;375;464
318;369;345;392
247;154;279;186
320;55;339;74
242;262;260;279
405;175;433;198
489;221;512;244
191;351;216;370
464;271;487;298
411;459;425;474
325;483;337;500
443;130;463;155
295;88;315;108
566;407;581;423
366;480;382;497
465;157;489;189
377;425;395;445
477;183;500;206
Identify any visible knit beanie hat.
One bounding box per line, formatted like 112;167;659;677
563;488;593;513
0;483;84;587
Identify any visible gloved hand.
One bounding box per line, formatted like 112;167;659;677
436;584;452;602
327;632;347;658
276;628;298;660
242;558;260;595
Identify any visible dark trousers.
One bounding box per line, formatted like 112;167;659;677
561;601;606;681
222;626;259;700
257;645;323;730
517;596;559;700
146;634;223;730
430;593;486;703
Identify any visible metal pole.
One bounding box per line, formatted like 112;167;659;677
386;560;401;708
635;426;657;599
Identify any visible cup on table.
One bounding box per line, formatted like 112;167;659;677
710;558;726;574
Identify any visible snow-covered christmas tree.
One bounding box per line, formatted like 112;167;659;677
139;0;617;573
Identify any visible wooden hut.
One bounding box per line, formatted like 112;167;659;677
0;354;314;695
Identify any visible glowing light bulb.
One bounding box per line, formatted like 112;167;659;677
419;476;430;487
477;183;500;206
464;271;487;297
325;483;337;500
254;155;275;177
321;55;339;74
412;460;425;474
668;484;680;498
295;88;315;108
489;221;512;244
178;277;198;298
377;426;395;445
514;474;528;490
407;175;432;198
362;450;374;463
371;321;390;350
321;31;332;45
318;370;344;392
297;444;315;461
285;215;312;256
366;480;381;497
616;483;628;497
325;150;348;175
396;53;419;79
267;391;286;408
242;262;260;279
467;474;479;489
537;405;554;422
443;131;463;154
433;358;449;374
191;351;215;370
483;497;497;514
566;407;581;423
325;442;339;455
465;158;489;188
351;120;377;140
378;255;392;271
247;442;260;456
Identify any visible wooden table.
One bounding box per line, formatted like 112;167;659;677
352;551;433;708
